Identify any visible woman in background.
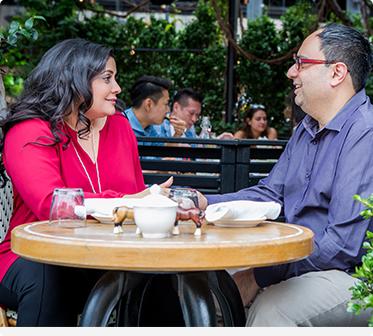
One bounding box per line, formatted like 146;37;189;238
234;105;278;140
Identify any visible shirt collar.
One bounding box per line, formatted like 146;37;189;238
302;89;368;137
124;107;159;137
124;107;145;136
325;89;367;132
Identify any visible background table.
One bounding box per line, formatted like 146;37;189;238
12;220;313;326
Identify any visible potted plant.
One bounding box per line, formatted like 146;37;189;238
347;194;373;326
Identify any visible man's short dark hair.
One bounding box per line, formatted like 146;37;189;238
318;23;372;92
173;88;203;109
130;75;172;108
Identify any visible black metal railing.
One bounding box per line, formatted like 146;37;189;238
137;137;288;194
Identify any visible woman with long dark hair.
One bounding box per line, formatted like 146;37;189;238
0;38;147;326
234;105;278;140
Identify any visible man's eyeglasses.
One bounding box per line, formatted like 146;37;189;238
293;54;336;71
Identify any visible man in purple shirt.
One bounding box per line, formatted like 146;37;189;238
199;23;373;326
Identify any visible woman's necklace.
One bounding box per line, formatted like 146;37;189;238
68;125;102;194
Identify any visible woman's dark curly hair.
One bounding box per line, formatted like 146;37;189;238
0;38;113;185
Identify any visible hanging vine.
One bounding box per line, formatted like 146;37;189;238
209;0;372;65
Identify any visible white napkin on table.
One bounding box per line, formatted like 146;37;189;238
205;200;281;222
84;198;140;216
84;184;166;216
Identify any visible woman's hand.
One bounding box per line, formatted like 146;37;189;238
159;176;173;197
159;176;173;188
122;188;150;199
123;177;174;199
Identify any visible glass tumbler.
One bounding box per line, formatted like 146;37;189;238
49;188;86;228
168;188;205;235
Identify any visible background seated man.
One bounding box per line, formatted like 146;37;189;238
155;88;202;138
123;75;173;142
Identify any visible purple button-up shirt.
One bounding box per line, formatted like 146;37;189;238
207;89;373;287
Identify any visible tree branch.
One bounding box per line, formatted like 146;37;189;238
325;0;353;26
361;0;373;36
210;0;302;64
85;0;151;19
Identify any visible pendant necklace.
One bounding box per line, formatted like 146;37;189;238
70;128;102;194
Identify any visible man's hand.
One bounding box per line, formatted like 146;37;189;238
170;116;187;137
196;190;208;210
217;132;235;140
232;268;260;307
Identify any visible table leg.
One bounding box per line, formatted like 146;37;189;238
207;270;246;326
79;271;150;326
79;270;246;327
176;272;217;327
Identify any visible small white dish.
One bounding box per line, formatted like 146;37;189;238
211;217;266;228
133;195;178;238
85;198;139;224
134;205;178;238
90;212;136;224
91;213;114;224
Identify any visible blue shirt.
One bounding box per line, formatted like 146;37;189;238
154;119;198;138
124;107;161;146
207;89;373;287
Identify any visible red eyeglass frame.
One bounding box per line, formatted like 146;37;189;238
293;53;337;70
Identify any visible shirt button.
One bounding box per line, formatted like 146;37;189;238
311;139;318;145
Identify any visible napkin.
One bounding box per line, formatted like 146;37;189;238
205;200;281;223
84;198;140;216
85;184;164;216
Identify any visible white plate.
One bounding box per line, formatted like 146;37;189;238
85;198;139;212
91;213;135;225
212;217;266;228
90;213;114;224
85;198;139;224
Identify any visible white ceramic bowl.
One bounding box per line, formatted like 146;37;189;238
134;205;177;238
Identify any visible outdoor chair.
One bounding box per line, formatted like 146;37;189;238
0;176;13;243
0;177;17;327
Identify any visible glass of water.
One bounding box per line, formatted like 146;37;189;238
168;188;205;235
49;188;86;228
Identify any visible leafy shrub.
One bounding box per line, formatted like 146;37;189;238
4;0;372;137
347;194;373;326
237;1;317;137
0;15;45;106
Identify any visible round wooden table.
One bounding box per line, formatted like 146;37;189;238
11;220;313;327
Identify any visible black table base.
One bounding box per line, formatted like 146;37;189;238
79;270;246;327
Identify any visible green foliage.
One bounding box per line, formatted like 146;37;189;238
113;16;177;105
170;0;225;132
0;15;45;64
3;0;373;138
237;1;317;137
3;74;24;96
347;194;373;326
0;15;45;100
